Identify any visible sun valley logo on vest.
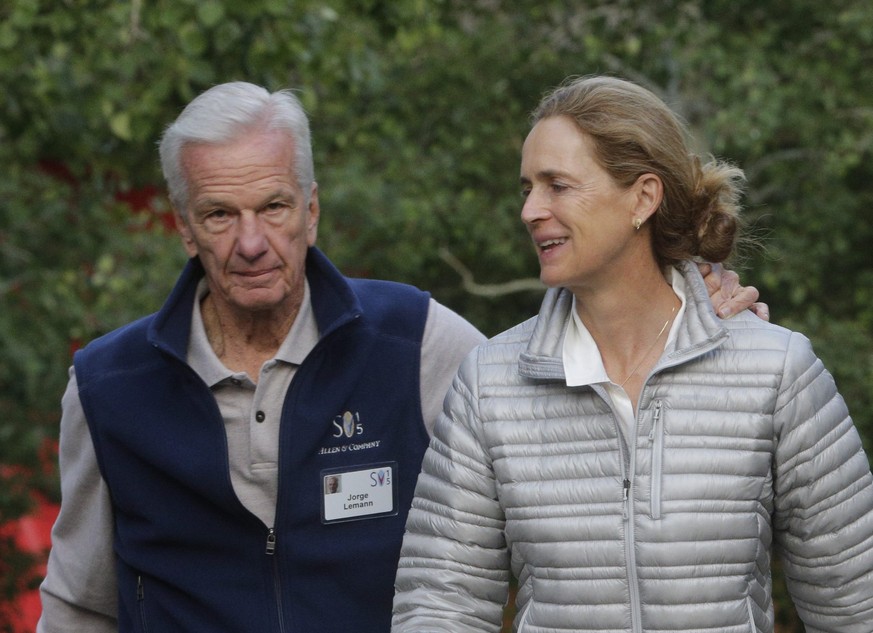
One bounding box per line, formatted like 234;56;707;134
333;410;362;438
318;411;382;455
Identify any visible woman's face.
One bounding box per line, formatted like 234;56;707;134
519;116;640;294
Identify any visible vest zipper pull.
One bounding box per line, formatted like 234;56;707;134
137;575;144;600
266;528;276;555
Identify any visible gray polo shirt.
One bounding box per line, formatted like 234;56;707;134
188;279;321;527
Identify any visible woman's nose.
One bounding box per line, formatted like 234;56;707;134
520;189;549;225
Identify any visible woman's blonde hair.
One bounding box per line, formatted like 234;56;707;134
532;75;745;266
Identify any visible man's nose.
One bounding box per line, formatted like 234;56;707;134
236;212;269;260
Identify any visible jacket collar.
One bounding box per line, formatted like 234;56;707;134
146;247;361;363
518;260;729;381
665;261;731;364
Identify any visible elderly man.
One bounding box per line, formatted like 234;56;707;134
37;82;761;632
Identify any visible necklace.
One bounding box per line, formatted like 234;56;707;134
617;305;677;388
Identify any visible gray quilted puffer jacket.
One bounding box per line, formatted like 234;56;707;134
392;261;873;633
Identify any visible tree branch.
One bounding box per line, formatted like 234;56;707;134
438;248;543;297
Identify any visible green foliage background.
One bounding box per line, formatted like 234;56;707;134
2;1;872;630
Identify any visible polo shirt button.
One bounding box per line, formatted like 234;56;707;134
255;410;265;423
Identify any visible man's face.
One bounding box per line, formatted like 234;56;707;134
176;129;319;318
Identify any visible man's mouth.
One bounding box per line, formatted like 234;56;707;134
235;268;277;279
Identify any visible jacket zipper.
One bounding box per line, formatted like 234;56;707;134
604;384;644;633
266;528;286;633
623;401;647;633
623;472;643;633
622;479;631;519
649;400;664;520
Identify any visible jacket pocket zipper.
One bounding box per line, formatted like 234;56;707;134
649;400;664;520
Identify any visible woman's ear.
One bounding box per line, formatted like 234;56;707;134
631;173;663;226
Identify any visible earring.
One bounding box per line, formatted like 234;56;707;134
633;218;642;230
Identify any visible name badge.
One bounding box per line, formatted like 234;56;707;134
321;462;398;524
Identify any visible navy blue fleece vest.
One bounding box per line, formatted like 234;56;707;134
75;248;431;632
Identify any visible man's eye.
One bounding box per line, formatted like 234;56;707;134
206;209;228;220
550;182;569;193
520;187;531;198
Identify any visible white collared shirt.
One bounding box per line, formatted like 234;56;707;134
562;269;687;440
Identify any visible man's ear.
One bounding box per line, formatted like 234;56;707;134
174;210;198;258
306;182;321;246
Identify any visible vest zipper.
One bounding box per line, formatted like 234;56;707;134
137;575;149;632
266;528;286;632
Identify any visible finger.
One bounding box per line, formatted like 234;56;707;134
749;302;770;322
699;262;721;296
718;269;741;302
717;285;760;318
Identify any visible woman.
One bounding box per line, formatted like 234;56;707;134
391;76;873;632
